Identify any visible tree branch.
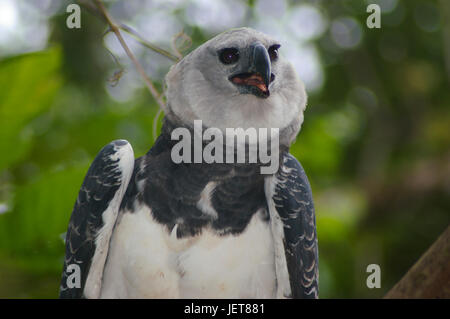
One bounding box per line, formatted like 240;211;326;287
92;0;166;111
118;24;179;62
384;225;450;298
78;0;179;62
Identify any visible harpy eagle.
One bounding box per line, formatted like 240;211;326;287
60;27;318;299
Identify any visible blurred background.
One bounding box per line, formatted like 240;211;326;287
0;0;449;298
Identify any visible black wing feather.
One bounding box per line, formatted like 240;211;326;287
273;153;319;298
59;140;130;298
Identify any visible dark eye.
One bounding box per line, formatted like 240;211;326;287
268;44;280;61
219;48;239;64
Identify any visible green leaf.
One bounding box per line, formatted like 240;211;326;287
291;116;342;179
0;47;62;172
0;164;88;273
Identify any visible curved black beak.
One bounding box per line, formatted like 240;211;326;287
249;43;271;88
229;43;273;98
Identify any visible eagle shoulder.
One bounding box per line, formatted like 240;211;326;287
265;152;319;299
60;140;134;298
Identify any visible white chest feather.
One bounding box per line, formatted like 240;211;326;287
99;205;276;298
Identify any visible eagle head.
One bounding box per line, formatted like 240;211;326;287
164;27;307;146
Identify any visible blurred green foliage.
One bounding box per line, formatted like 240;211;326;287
0;49;62;173
0;0;449;298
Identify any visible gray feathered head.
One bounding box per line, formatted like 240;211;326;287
164;27;307;146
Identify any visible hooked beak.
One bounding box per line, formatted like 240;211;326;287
229;43;273;98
